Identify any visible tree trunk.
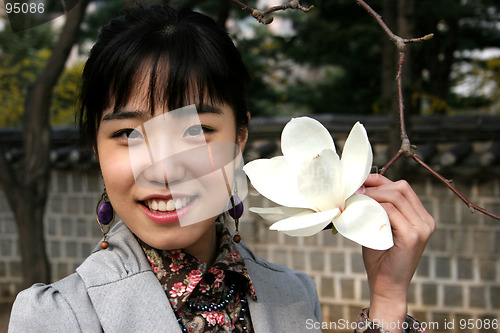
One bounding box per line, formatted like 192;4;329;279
0;0;91;288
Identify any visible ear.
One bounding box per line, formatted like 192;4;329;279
237;112;251;152
93;146;99;161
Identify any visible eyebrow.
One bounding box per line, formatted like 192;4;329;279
196;104;224;115
102;110;147;121
101;104;223;121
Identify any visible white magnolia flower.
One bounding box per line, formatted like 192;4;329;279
243;117;393;250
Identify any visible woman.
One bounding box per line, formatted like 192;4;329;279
9;4;435;333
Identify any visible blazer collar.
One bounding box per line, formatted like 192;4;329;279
76;222;317;332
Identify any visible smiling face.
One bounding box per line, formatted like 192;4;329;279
96;94;247;262
78;6;251;263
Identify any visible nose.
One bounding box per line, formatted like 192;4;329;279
141;156;186;188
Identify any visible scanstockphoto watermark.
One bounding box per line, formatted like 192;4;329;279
2;0;79;32
306;318;500;331
306;318;432;331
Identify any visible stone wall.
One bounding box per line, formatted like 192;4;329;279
0;169;104;299
1;167;500;332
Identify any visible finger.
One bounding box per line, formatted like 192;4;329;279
387;180;435;232
365;187;422;228
365;175;422;211
367;187;435;239
380;202;430;256
365;178;434;230
380;202;411;236
363;175;436;232
364;173;392;187
378;202;426;277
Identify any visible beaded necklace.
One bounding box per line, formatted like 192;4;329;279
175;282;250;332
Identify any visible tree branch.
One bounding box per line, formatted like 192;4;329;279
229;0;313;25
357;0;499;221
411;154;500;220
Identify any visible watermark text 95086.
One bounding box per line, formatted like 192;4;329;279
3;0;80;32
5;2;44;14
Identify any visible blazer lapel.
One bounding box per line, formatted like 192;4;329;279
240;243;321;333
85;271;181;333
76;223;182;333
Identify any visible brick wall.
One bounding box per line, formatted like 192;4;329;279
0;169;104;299
1;168;500;332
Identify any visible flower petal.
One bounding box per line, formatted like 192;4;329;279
243;156;310;208
249;206;313;223
340;122;373;200
269;208;340;237
297;149;344;212
281;117;336;168
332;194;393;250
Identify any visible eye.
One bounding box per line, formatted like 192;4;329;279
112;128;144;142
183;125;214;137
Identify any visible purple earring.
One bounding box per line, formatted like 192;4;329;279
96;189;115;249
228;195;244;243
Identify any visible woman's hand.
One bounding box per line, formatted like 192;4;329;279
361;174;435;332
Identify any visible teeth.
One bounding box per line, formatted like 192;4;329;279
145;198;191;212
159;200;168;211
174;199;183;210
166;200;175;211
151;200;158;210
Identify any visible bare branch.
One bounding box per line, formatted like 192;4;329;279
411;154;500;220
356;0;500;221
379;149;403;175
230;0;313;25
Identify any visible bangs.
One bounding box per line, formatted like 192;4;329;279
96;10;246;116
107;31;231;114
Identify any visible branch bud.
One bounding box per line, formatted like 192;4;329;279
263;16;274;24
422;33;434;41
252;9;260;18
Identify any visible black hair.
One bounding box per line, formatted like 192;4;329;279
78;4;250;150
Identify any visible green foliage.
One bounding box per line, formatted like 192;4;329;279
0;48;83;127
258;0;500;116
0;21;54;61
235;25;291;117
449;56;500;114
241;0;384;115
0;16;83;127
2;0;498;125
0;48;50;127
51;62;84;126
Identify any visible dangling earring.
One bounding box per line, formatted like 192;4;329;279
228;195;243;243
96;188;115;249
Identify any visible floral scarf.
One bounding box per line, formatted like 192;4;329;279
140;223;257;332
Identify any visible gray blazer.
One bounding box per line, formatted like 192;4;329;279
9;222;322;332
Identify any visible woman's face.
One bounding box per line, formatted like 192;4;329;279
96;91;247;260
